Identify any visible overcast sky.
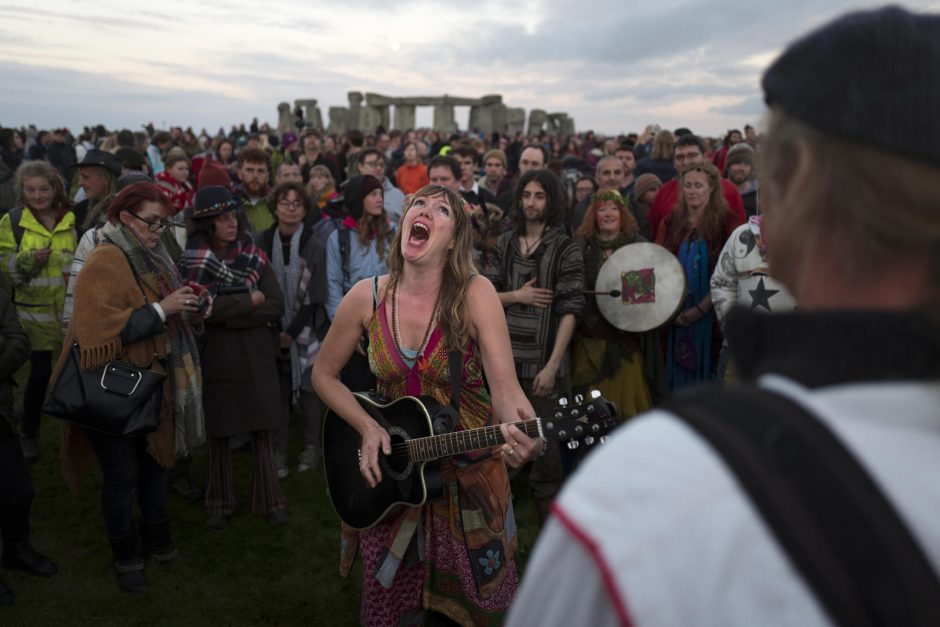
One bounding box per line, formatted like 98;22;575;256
1;0;937;137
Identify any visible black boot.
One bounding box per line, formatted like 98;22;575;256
1;542;58;577
1;494;57;577
139;519;177;563
109;528;146;593
0;577;13;605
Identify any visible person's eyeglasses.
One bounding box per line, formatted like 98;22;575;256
362;160;383;168
129;212;174;233
277;200;305;210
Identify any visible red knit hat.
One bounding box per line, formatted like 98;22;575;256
198;158;231;190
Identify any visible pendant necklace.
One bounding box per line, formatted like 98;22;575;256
392;282;440;364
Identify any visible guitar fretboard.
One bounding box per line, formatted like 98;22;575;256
406;419;542;462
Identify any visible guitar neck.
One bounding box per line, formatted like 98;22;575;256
406;418;542;462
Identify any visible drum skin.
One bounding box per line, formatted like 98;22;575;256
595;242;687;332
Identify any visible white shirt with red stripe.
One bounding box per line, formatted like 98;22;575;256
506;376;940;627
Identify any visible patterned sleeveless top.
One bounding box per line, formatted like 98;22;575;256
367;296;495;435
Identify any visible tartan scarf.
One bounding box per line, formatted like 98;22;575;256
179;231;267;295
106;226;206;456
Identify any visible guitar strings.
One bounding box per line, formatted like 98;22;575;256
381;419;543;462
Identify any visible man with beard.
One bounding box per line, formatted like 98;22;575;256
483;168;584;525
235;148;274;235
725;143;759;217
496;145;547;211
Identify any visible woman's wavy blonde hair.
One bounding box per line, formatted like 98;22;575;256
385;185;477;353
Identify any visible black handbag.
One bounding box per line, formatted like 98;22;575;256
43;342;166;436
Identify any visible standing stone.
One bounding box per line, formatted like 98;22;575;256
328;107;348;135
433;103;458;133
295;99;323;131
528;109;548;136
347;92;363;132
277;102;293;135
360;106;383;134
506;108;526;135
394;104;416;130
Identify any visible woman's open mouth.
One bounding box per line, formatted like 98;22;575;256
408;222;430;247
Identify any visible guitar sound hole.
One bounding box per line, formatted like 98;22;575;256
381;426;413;481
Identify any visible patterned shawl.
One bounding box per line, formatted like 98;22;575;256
178;231;268;295
106;226;205;455
270;224;319;393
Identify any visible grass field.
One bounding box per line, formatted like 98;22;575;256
2;412;542;626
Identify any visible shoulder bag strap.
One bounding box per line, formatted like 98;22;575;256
665;384;940;627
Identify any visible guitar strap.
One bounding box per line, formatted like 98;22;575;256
665;384;940;627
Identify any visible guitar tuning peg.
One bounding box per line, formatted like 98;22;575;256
599;435;609;445
567;440;580;450
584;436;595;446
590;389;602;399
558;397;568;407
573;425;583;436
574;394;584;404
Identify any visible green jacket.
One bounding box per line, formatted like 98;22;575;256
242;199;275;236
0;207;77;351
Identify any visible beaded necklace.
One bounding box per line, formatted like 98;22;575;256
391;281;440;364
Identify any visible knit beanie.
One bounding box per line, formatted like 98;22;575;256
198;159;231;189
116;171;152;191
344;174;383;220
762;6;940;168
634;173;661;202
724;143;755;172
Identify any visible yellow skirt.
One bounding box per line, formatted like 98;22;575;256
571;337;653;422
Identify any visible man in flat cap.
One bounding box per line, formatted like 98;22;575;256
507;7;940;626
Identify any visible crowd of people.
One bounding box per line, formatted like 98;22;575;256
0;5;937;624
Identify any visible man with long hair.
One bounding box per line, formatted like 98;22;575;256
483;168;584;524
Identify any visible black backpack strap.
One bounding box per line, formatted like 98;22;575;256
665;384;940;627
8;206;25;248
340;226;351;290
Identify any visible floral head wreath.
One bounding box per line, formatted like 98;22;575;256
591;189;626;207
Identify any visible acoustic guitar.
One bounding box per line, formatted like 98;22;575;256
323;390;618;529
